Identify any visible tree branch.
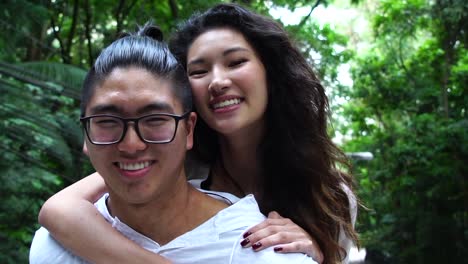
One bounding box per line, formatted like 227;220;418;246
65;0;79;59
296;0;322;29
83;0;94;67
115;0;126;36
49;16;69;63
114;0;138;37
168;0;178;19
396;37;418;90
124;0;139;19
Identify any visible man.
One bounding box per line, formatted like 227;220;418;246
30;24;315;264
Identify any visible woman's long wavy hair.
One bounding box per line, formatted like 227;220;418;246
170;3;358;263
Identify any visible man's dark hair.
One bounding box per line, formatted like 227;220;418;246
81;23;191;116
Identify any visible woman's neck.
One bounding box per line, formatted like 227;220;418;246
214;122;265;196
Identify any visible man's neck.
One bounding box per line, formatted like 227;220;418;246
107;177;227;245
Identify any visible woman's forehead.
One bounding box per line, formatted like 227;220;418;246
187;28;255;60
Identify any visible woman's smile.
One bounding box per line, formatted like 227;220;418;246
187;28;268;135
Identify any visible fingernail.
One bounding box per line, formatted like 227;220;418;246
252;242;262;250
274;247;283;252
240;238;250;247
243;231;252;238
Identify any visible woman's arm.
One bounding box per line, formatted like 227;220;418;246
38;172;171;264
239;211;324;263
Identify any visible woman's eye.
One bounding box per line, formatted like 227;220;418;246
228;59;247;67
188;69;207;77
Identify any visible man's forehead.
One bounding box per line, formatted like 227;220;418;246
88;101;177;116
86;67;183;114
87;84;182;115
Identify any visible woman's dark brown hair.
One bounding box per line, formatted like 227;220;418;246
170;4;358;263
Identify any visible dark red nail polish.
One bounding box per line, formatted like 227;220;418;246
274;247;283;252
243;231;252;238
240;238;250;247
252;242;262;250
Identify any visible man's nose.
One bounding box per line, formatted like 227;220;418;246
117;125;147;153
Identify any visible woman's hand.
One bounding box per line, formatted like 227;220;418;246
240;211;324;264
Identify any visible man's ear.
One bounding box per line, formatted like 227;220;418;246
185;112;197;150
83;141;89;157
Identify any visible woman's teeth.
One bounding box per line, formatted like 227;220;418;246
212;98;241;109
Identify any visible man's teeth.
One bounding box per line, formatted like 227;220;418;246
118;161;151;171
212;98;241;109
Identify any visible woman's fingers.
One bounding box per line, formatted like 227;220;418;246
240;211;324;264
267;211;282;219
243;212;293;236
274;240;324;264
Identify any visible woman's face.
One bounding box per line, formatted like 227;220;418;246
186;28;268;136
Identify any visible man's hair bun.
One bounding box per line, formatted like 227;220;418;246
137;22;163;41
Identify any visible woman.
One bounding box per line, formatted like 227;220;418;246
39;3;358;264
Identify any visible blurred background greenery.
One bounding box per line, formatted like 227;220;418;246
0;0;466;263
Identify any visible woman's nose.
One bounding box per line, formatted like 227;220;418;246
208;67;232;95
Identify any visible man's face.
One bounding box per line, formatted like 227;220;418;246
84;67;195;205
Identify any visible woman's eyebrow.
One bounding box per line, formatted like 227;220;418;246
187;58;205;66
187;47;250;66
222;47;249;56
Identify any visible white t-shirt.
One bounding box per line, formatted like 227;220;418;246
187;159;358;264
30;191;316;264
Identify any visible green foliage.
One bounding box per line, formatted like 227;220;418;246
0;0;355;262
343;0;468;262
0;0;50;62
0;166;61;264
0;61;89;262
6;0;464;263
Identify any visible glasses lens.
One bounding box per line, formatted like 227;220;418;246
139;115;176;143
87;116;123;144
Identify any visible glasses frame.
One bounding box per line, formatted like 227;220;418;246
80;112;191;145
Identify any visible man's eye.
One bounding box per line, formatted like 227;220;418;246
144;116;170;126
94;119;119;127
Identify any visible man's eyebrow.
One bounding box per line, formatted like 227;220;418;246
89;104;121;115
89;102;175;116
137;102;175;115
